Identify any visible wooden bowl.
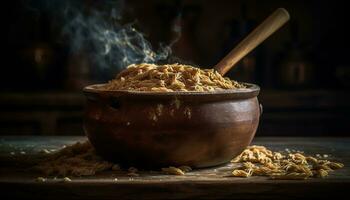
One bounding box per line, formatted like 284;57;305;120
83;83;261;168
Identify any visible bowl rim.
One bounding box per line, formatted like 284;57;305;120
84;83;259;95
83;83;260;100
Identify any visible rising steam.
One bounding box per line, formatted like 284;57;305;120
61;1;172;70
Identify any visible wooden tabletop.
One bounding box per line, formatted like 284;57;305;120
1;136;349;199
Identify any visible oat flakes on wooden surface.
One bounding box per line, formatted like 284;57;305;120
231;145;344;180
35;141;114;176
161;166;185;175
34;141;343;180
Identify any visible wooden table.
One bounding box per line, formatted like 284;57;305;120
1;136;349;199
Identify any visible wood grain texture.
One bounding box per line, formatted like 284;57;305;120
0;136;349;199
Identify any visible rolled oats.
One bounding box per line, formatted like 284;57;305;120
232;169;252;177
161;167;185;175
63;177;72;182
178;166;192;172
103;63;245;92
36;177;46;182
34;141;344;180
230;145;344;180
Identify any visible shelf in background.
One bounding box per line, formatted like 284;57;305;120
0;90;349;136
259;89;350;109
1;89;349;109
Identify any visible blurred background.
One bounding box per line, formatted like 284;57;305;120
1;0;349;136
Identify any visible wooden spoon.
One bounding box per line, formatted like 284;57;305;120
214;8;290;76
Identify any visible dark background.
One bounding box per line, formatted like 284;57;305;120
1;0;349;136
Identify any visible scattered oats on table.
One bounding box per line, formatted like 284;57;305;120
230;145;344;180
161;166;185;175
63;177;72;182
33;139;343;180
36;177;46;182
232;169;252;178
35;141;114;177
178;165;192;173
40;149;51;154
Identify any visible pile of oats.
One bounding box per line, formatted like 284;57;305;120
103;63;245;92
231;145;344;179
35;141;193;177
35;141;115;176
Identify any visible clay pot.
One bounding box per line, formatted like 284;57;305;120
83;83;261;168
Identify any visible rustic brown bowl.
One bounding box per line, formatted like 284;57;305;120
83;83;261;168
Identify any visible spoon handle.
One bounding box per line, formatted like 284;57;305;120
215;8;290;76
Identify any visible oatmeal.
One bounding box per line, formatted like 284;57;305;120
103;63;245;92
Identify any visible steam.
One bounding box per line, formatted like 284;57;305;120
61;1;171;70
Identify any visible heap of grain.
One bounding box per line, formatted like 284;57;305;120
35;141;114;176
231;145;344;179
103;63;245;92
